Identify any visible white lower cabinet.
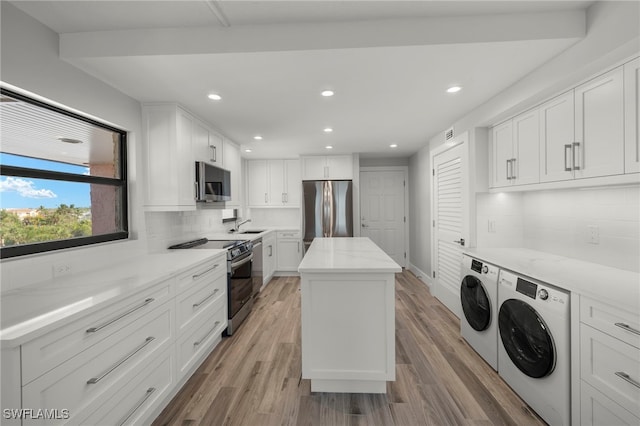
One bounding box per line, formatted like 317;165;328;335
262;231;277;285
276;231;302;272
6;253;228;426
576;295;640;425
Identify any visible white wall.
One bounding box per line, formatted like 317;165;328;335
408;1;640;278
0;2;146;291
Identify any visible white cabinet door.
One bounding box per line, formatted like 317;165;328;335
512;109;540;185
268;160;286;206
262;233;277;284
284;159;301;206
301;156;328;180
247;160;269;206
208;131;224;166
326;155;353;179
539;91;575;183
491;121;513;187
574;67;625;179
192;120;211;163
223;140;241;207
277;239;302;271
625;58;640;174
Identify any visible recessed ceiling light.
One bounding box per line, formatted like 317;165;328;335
390;144;398;148
323;127;333;133
57;137;83;144
325;145;333;150
254;135;263;140
321;90;334;97
447;86;462;93
208;93;222;101
244;149;252;153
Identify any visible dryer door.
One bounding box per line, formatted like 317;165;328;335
498;299;556;378
460;275;491;331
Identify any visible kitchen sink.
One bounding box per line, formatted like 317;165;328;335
240;230;266;234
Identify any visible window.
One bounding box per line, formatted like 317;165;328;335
0;88;128;258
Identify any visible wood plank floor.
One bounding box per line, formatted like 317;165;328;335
153;271;546;426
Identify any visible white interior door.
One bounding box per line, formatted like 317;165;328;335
432;142;468;318
360;169;407;267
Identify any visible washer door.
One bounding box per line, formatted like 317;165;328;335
498;299;556;378
460;275;491;332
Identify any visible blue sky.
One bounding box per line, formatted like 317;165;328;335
0;153;90;209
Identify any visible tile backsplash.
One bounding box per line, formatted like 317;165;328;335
477;186;640;272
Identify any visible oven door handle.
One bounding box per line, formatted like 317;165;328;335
230;253;254;270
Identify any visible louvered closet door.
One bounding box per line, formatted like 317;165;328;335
433;142;468;318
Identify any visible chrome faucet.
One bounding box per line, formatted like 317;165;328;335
232;218;251;233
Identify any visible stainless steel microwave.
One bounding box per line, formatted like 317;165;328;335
195;161;231;202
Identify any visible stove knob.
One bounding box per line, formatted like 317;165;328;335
482;265;489;274
538;289;549;300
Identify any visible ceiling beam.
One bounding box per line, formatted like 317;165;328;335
60;10;585;59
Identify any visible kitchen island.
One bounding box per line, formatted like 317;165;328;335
298;237;401;393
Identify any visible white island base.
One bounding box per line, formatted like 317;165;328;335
298;238;401;394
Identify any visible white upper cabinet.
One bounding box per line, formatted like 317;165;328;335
625;57;640;174
539;91;575;183
142;103;196;211
193;119;223;165
574;66;624;179
491;112;539;188
222;140;241;207
491;121;513;187
491;60;637;190
247;159;300;207
301;155;353;180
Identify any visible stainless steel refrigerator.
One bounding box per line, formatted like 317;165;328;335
302;180;354;252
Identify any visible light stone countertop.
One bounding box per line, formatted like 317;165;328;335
465;247;640;313
0;250;226;347
298;237;402;274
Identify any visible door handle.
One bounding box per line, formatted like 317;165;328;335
453;239;465;246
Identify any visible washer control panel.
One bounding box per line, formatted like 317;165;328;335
499;270;570;314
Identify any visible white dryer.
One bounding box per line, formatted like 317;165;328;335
498;270;570;426
460;255;500;370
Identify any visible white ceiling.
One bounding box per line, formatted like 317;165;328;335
11;1;593;159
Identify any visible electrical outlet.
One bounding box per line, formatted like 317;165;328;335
53;264;72;277
587;225;599;244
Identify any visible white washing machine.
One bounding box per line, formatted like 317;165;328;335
498;269;570;426
460;255;499;370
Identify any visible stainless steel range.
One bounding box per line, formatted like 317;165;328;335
169;238;254;335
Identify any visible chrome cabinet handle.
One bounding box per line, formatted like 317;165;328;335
210;145;217;163
86;298;155;333
264;193;268;203
564;144;573;171
116;387;156;426
194;181;199;200
511;158;516;179
506;159;511;180
87;336;155;384
285;193;288;203
615;322;640;336
193;288;220;308
268;245;273;257
193;322;220;347
192;264;220;279
615;371;640;389
572;142;581;170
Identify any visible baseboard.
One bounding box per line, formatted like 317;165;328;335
274;271;300;277
407;263;433;288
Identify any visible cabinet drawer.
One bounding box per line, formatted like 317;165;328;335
22;303;173;424
77;348;174;426
581;324;640;417
580;296;640;349
581;381;640;426
176;298;226;379
22;280;173;385
176;257;226;293
176;273;226;332
277;230;301;239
